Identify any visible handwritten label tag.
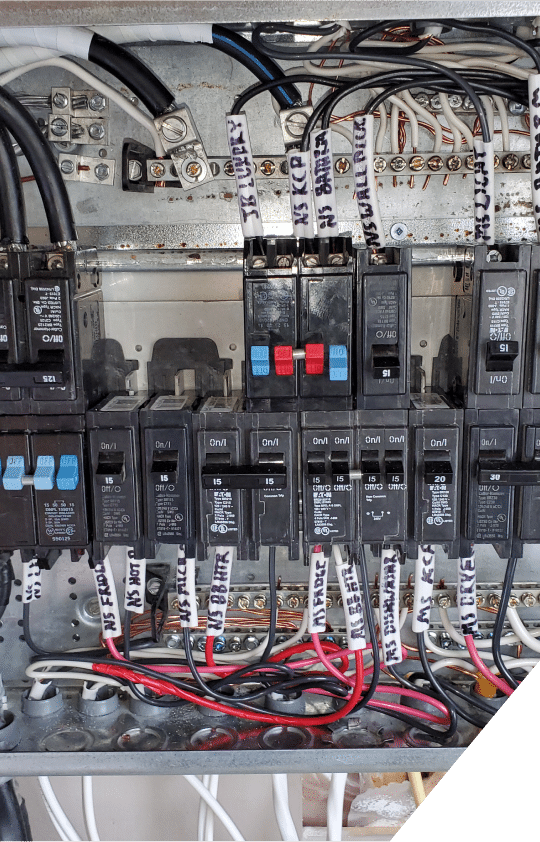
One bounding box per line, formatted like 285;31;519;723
412;545;435;633
529;74;540;239
474;138;494;245
457;553;478;635
308;548;328;634
310;128;339;236
92;555;121;639
353;115;386;248
206;546;234;636
124;550;146;615
226;113;264;239
177;547;198;629
23;558;42;604
335;553;366;650
287;150;315;238
379;547;402;665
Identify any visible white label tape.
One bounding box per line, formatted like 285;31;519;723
22;558;42;604
473;137;495;245
412;545;435;633
335;556;366;650
288;150;315;239
226;113;264;239
457;554;478;635
92;555;121;639
310;128;339;236
177;547;198;629
379;548;402;665
206;546;234;636
308;549;328;634
529;74;540;240
353;115;386;248
124;550;146;615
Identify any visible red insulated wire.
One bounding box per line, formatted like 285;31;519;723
464;634;513;697
205;635;216;668
269;640;350;672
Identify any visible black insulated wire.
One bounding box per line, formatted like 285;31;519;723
88;33;174;118
259;546;277;663
354;548;381;711
211;26;301;109
0;125;26;245
231;74;347;115
492;556;520;690
0;86;76;243
0;779;33;842
0;554;14;624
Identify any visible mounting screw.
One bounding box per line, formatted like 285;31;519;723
335;156;350;174
508;101;526;116
260;159;276;176
48;256;64;271
83;596;101;618
50;117;69;138
487;249;502;262
160;116;187;144
88;122;105;141
89;94;107;112
390;222;408;240
60;159;75;175
94;163;110;181
224;160;235;176
437;594;452;608
128;160;142;181
149;162;166;179
284;110;309;138
52;91;69;109
522;592;536;607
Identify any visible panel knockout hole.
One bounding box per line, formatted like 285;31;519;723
41;728;94;752
258;726;312;749
190;727;238;750
117;727;167;751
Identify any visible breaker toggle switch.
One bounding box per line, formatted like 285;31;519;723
307;451;326;485
251;346;270;377
202;457;286;489
361;453;381;484
424;454;454;484
305;344;324;375
371;344;400;379
329;345;347;381
33;456;55;490
150;450;179;480
486;340;519;372
2;456;25;490
331;451;350;483
385;455;405;485
274;346;294;376
56;455;79;491
478;459;540;485
96;451;126;483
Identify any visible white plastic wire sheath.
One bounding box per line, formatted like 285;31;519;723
0;27;93;57
205;775;219;842
327;773;347;842
480;95;495;141
92;24;214;44
197;775;210;842
0;57;165;155
440;92;473;150
352;114;386;248
507;607;540;654
389;95;419;149
529;73;540;241
401;89;442;151
41;790;71;841
272;775;299;842
493;95;510;150
82;777;101;842
38;777;82;842
183;775;245;842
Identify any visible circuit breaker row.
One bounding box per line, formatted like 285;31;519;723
3;394;540;561
245;240;540;412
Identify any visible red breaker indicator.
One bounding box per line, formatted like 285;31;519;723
305;344;325;375
274;346;294;376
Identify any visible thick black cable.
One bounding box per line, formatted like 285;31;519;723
259;547;277;663
492;556;520;690
417;632;485;729
0;779;32;841
0;86;76;243
0;126;26;245
231;73;347;115
88;33;174;117
212;26;301;109
354;547;381;711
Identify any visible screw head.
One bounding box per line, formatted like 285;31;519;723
60;159;75;175
373;156;387;173
150;162;166;179
488;593;501;609
160;115;187;144
210;161;220;176
52;92;69;109
437;594;452;608
182;158;205;182
237;595;250;610
260;159;276;176
414;92;430;108
244;635;259;651
253;595;267;610
128;160;142;181
522;592;536;607
502;153;519;171
213;635;227;653
88;122;105;140
224;160;235;177
446;155;462;172
508;594;520;608
390;156;406;172
403;592;414;608
430;94;442;111
371;593;380;608
335;156;350;174
166;634;182;649
487;249;502;263
48;257;64;271
229;636;242;652
447;94;463;109
276;256;292;268
522;154;531;169
409;155;425;172
89;94;106;112
284;110;309;138
84;597;101;618
465;154;475;171
94;163;110;181
427;155;444;172
280;160;289;175
463;96;475;111
476;594;485;607
390;222;408;240
287;595;300;609
50;117;69;138
508;100;526;116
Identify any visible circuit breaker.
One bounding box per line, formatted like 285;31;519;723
87;393;148;560
356;248;411;409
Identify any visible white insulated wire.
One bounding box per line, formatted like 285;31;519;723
327;773;347;842
183;775;244;842
205;775;219;842
38;777;82;842
493;95;511;149
82;777;100;842
401;89;443;150
198;775;211;842
507;607;540;654
439;92;473;150
272;775;299;841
